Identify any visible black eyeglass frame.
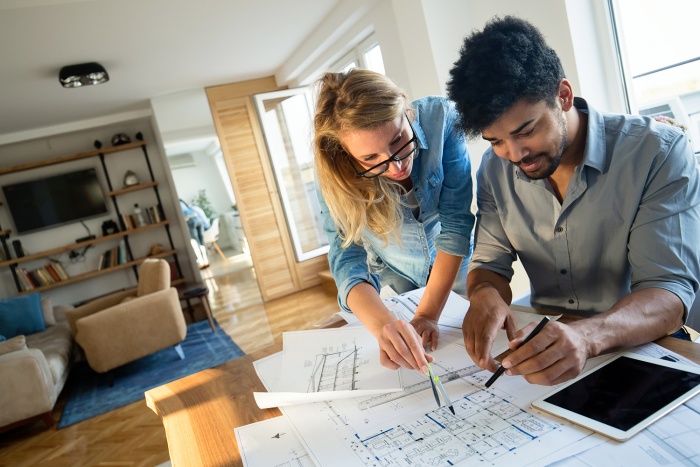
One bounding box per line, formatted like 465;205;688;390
350;114;418;178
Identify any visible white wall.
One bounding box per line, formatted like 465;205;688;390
169;150;233;218
150;89;218;144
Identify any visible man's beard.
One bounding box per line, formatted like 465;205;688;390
516;117;568;180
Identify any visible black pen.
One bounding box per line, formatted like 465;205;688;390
484;316;550;388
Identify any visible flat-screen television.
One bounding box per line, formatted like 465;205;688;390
2;168;109;234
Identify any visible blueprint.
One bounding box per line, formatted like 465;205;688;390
254;326;403;409
235;416;313;467
278;335;602;466
249;289;609;466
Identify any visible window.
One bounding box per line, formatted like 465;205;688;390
610;0;700;154
253;88;329;262
330;34;385;74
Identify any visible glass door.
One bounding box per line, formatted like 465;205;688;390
253;87;329;262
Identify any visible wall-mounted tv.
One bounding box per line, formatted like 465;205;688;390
2;168;109;234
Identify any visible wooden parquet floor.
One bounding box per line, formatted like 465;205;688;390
0;253;339;466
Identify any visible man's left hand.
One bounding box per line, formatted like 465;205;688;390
410;316;440;351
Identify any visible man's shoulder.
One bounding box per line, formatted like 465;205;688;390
600;111;689;166
602;111;681;145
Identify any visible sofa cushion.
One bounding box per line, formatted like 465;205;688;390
25;322;73;385
0;293;45;339
41;297;56;326
0;335;26;356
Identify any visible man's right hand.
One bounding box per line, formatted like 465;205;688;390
462;286;517;372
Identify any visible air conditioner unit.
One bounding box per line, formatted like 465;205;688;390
169;153;196;170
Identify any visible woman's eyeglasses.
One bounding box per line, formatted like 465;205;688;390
351;115;418;179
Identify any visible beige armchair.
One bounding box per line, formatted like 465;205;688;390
65;258;187;373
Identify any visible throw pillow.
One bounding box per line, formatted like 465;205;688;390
0;335;27;356
52;304;74;322
41;297;56;326
0;293;45;339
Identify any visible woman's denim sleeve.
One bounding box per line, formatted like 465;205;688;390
317;185;380;312
434;102;475;257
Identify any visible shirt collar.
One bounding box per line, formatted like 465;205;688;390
412;114;428;153
574;97;606;173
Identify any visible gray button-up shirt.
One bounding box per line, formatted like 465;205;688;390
470;98;700;315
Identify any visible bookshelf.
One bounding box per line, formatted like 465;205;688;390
0;133;184;295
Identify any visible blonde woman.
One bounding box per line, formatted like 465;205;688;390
314;69;474;373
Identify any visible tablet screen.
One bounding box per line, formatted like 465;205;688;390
542;355;700;431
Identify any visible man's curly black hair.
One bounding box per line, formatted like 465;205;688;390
447;16;565;139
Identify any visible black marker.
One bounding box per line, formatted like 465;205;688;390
484;316;550;388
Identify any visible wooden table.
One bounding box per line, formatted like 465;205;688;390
145;311;700;467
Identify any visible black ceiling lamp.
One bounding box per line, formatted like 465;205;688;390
59;62;109;88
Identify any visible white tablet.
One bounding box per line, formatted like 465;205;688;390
531;352;700;441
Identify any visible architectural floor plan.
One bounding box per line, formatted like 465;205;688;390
280;342;600;467
248;290;700;466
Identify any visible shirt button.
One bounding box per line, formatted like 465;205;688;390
560;269;567;274
569;299;575;304
556;227;564;233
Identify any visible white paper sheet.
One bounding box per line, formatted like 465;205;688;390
254;326;403;409
280;335;603;467
234;416;312;467
250;289;578;466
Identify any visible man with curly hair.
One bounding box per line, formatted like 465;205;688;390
447;16;700;385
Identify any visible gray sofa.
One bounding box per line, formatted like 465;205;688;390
0;307;75;431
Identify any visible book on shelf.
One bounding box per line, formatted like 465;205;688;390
121;205;163;230
98;242;128;270
14;262;68;291
50;261;69;280
44;263;61;282
14;268;34;291
119;239;127;264
121;213;136;230
35;268;54;286
145;205;162;224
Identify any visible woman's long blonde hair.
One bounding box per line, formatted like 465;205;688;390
314;69;413;248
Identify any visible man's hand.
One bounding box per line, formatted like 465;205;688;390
410;315;439;351
500;319;590;385
463;287;517;372
377;320;433;373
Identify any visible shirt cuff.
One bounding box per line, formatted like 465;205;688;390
632;280;697;320
337;274;381;313
435;232;472;258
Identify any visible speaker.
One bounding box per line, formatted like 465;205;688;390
12;239;24;258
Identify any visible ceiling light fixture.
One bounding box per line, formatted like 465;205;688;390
59;62;110;88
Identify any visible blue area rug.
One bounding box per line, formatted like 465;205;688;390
58;319;244;428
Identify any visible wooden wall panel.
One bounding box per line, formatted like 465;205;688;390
206;77;328;301
209;96;297;301
297;255;327;289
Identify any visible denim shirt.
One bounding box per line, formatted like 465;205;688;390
319;96;475;312
470;98;700;315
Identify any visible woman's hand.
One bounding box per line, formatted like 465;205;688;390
410;316;440;351
377;319;433;373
